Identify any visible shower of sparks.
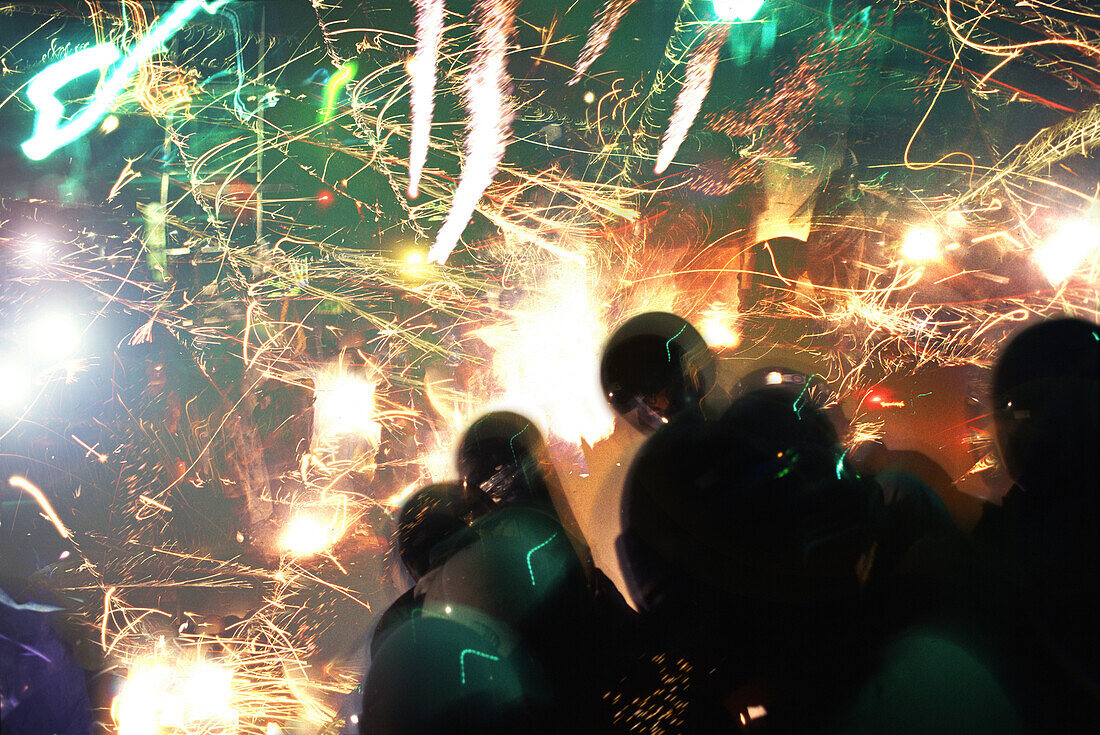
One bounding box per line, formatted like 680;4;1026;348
3;0;1100;730
568;0;639;87
654;23;729;175
407;0;446;199
427;0;519;265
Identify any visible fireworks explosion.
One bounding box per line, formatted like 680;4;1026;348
1;0;1098;733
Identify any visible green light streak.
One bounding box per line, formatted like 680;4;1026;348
22;0;235;161
665;324;687;362
459;648;500;685
836;449;848;480
526;532;559;586
319;62;357;123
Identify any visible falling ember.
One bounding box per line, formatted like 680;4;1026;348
427;0;518;265
654;23;729;175
568;0;639;86
407;0;445;199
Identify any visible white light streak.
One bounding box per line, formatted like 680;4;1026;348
427;0;518;265
408;0;445;199
654;24;729;175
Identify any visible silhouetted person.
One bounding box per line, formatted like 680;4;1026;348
420;412;637;727
361;613;559;735
974;317;1100;712
616;387;884;730
456;411;561;516
735;365;960;581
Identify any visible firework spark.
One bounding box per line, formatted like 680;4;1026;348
568;0;639;87
407;0;446;199
8;475;71;539
654;23;729;174
427;0;519;265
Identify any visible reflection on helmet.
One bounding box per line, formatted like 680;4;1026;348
455;411;555;513
361;613;554;735
600;312;716;433
735;365;836;410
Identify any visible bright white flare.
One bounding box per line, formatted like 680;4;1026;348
427;0;518;265
654;24;729;175
31;312;81;362
281;514;336;556
900;226;941;263
312;370;382;446
474;262;615;444
1035;220;1100;284
0;360;32;411
713;0;765;22
407;0;445;199
698;302;741;348
114;657;238;735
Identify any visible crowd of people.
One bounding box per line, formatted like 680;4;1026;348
361;313;1099;734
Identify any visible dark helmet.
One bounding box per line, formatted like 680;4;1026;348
992;317;1099;490
618;389;880;613
734;365;836;405
455;411;554;512
360;614;556;734
735;365;848;436
600;312;716;433
396;482;469;581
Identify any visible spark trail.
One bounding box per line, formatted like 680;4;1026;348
654;23;729;174
428;0;519;265
568;0;639;87
408;0;446;199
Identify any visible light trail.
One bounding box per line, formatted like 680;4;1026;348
8;475;71;539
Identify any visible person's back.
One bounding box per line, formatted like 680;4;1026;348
615;388;886;731
972;317;1100;720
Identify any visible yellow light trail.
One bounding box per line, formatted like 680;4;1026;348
8;475;71;539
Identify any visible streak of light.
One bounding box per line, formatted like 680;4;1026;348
428;0;518;264
138;494;173;512
71;434;108;462
568;0;639;87
8;475;71;539
408;0;445;198
655;23;728;175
